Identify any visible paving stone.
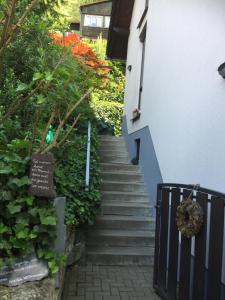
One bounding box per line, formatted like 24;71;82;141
110;287;119;296
94;292;111;297
85;292;94;300
63;264;160;300
103;296;120;300
77;288;85;296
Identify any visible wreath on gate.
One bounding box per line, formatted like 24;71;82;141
176;197;203;238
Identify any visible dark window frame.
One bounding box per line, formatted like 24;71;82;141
135;138;141;164
137;1;149;29
138;23;147;110
131;138;141;165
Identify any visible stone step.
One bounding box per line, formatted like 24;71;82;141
99;143;127;152
86;246;154;266
99;149;128;155
100;171;143;182
101;181;146;193
101;203;152;216
100;144;127;152
99;135;124;142
102;191;149;203
86;229;155;247
93;215;155;230
100;156;130;164
99;150;129;160
100;163;139;172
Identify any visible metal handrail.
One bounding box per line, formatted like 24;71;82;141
85;121;91;191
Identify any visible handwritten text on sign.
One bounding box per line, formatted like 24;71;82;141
29;153;56;198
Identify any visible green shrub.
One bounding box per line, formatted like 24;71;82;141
0;120;62;273
91;97;123;136
54;128;101;225
84;36;126;135
0;0;99;272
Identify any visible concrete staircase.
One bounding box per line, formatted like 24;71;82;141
86;135;155;265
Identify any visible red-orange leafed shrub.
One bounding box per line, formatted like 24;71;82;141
50;33;110;75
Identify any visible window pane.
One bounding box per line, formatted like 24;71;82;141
96;16;103;27
84;15;91;26
91;16;97;26
84;14;103;27
104;16;110;28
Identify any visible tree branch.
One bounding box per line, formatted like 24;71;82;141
0;0;17;73
57;114;81;148
0;51;68;123
0;0;40;58
0;80;44;123
40;111;56;148
38;88;92;153
29;107;41;156
42;113;81;153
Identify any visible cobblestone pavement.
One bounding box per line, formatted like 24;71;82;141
63;264;160;300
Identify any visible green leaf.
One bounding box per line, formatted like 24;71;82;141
45;71;53;82
40;215;56;226
0;166;13;174
33;72;42;81
9;176;31;187
16;230;29;239
48;261;59;274
7;203;22;214
0;258;4;269
16;83;28;92
14;224;29;239
37;94;46;104
29;232;38;239
10;139;31;150
25;196;34;206
0;223;7;234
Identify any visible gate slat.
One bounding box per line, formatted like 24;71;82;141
192;192;208;300
158;188;170;292
207;197;225;300
167;188;180;300
178;189;192;300
154;186;162;286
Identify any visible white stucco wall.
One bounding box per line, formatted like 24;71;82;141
124;0;225;193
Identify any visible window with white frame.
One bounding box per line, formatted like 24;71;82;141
84;15;103;28
104;16;110;28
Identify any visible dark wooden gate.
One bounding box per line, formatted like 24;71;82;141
153;183;225;300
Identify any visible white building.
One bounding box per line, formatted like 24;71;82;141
107;0;225;295
107;0;225;206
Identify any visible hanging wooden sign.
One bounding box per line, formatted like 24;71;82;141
29;153;56;198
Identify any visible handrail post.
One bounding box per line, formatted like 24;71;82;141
85;121;91;191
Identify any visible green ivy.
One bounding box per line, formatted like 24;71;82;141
54;127;101;225
0;122;62;273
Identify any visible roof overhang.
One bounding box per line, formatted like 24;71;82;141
80;0;111;9
106;0;134;60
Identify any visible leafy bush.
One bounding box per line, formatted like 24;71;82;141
54;128;101;225
0;1;100;272
91;97;123;136
0;121;62;273
84;36;126;135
